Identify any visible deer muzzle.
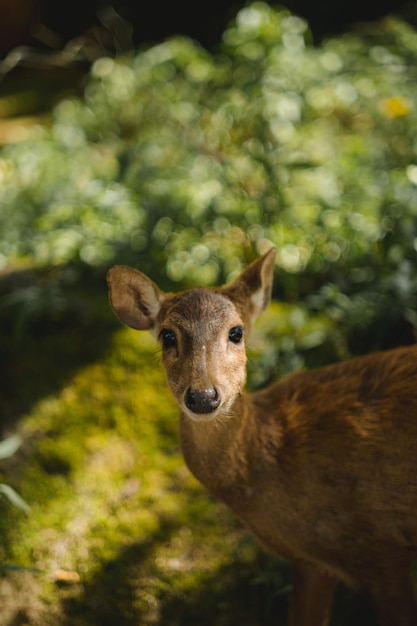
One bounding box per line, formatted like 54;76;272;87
184;387;221;415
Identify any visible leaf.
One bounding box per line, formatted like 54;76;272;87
0;484;31;515
0;435;22;460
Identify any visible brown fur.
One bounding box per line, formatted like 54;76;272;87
107;249;417;626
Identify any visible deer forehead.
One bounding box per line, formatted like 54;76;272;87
159;289;243;341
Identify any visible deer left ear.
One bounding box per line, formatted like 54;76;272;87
107;265;165;333
223;248;276;326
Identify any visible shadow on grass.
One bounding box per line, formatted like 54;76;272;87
59;540;290;626
0;263;123;558
56;529;378;626
0;264;119;435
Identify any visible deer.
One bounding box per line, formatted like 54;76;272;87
107;248;417;626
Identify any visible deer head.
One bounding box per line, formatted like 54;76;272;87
107;249;276;422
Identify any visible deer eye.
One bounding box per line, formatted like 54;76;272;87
228;326;244;344
160;329;177;349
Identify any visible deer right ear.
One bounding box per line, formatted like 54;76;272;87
224;248;276;327
107;266;165;332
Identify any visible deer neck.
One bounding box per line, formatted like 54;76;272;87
179;392;257;497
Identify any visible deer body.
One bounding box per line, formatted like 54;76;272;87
107;249;417;626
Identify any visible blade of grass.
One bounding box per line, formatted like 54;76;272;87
0;435;21;460
0;483;31;515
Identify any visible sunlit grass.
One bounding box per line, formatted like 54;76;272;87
1;322;292;625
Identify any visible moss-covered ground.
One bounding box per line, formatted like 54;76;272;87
0;271;379;625
0;271;291;626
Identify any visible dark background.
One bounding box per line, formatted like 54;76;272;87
1;0;417;59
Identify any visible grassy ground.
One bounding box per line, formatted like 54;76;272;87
0;268;293;626
0;268;382;626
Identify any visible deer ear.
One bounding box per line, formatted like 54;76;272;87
225;248;276;325
107;266;165;332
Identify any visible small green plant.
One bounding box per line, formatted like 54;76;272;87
0;435;30;515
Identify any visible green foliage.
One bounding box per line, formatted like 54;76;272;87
1;2;417;356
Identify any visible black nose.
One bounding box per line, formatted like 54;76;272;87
185;387;221;414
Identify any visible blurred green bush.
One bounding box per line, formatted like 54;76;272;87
1;2;417;358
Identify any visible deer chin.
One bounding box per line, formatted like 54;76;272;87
181;396;238;423
181;404;223;423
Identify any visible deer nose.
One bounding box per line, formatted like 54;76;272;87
185;387;221;414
